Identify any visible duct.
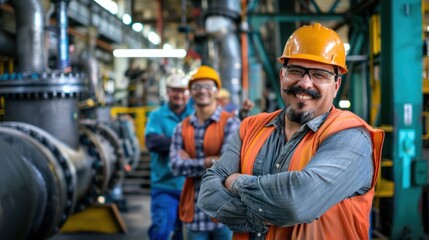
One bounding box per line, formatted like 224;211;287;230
205;0;242;106
7;0;46;72
0;30;16;57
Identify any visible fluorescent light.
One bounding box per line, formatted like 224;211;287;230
132;23;143;32
122;14;132;25
94;0;118;15
108;1;118;14
163;43;172;50
339;100;351;109
113;49;187;58
148;31;161;45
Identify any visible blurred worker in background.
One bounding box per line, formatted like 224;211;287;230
170;65;240;240
145;71;193;240
125;60;146;106
198;23;384;239
216;88;255;120
216;88;236;112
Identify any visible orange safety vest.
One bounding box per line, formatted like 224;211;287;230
179;111;235;222
234;107;384;240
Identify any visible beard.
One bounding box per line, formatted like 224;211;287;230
283;85;320;124
169;101;184;111
286;103;315;124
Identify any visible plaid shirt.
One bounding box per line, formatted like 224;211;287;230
170;106;240;231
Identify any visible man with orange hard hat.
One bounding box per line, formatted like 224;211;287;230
198;23;384;239
170;65;240;239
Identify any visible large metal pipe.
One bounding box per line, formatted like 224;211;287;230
0;125;70;239
0;121;126;239
205;0;242;106
4;95;80;150
7;0;46;72
0;136;45;240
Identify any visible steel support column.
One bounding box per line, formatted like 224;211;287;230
380;0;426;238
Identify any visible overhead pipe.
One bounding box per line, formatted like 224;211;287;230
55;0;70;71
205;0;242;106
7;0;46;72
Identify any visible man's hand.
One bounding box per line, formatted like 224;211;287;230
179;149;190;160
204;156;219;168
224;173;242;191
241;99;255;112
239;99;255;119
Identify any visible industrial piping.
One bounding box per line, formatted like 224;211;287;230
0;0;137;239
205;0;242;106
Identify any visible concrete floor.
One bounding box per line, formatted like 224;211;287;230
49;194;151;240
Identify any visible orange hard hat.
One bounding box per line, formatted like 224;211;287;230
277;23;348;74
188;65;222;89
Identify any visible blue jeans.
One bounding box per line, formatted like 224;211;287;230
185;226;232;240
148;188;183;240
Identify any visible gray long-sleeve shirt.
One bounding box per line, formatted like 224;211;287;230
197;108;373;239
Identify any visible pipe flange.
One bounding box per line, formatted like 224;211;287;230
90;122;125;189
0;71;87;98
77;119;126;209
77;127;106;211
0;122;76;229
1;91;84;100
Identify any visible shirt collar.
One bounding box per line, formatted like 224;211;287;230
267;107;331;132
189;105;223;125
162;103;191;120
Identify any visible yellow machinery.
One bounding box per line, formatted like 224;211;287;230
110;106;155;151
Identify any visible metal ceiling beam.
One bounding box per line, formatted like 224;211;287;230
332;0;379;31
249;13;346;29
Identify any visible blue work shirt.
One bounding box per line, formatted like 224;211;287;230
145;103;194;191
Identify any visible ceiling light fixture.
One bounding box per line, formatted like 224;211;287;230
132;23;143;32
113;49;187;58
122;14;132;25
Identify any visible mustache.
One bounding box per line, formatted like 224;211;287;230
283;86;321;99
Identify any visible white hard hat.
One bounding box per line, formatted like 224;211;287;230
166;72;188;88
